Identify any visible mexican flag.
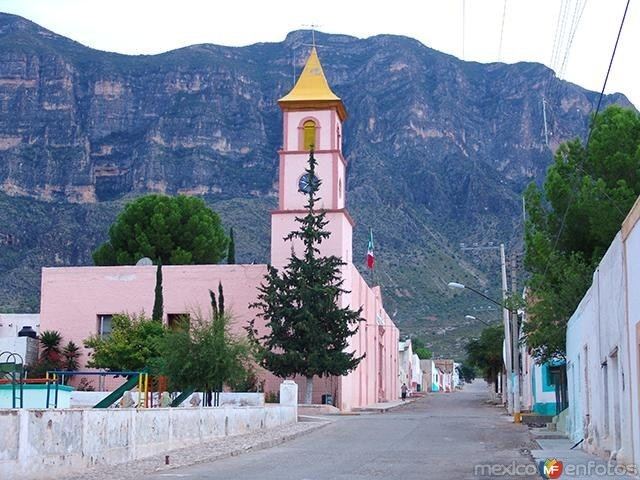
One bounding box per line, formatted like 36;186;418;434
366;229;375;269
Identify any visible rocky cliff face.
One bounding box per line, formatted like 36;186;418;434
0;13;632;356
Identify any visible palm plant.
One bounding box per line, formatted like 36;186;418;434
62;341;80;371
39;330;62;363
61;340;81;384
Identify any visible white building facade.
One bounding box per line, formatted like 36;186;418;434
565;196;640;464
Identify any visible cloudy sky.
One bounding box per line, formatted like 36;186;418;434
0;0;638;107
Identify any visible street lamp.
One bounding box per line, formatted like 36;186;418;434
447;282;511;312
464;315;492;327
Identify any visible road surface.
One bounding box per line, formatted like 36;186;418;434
145;381;539;480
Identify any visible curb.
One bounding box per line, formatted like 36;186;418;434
154;421;330;474
354;398;418;414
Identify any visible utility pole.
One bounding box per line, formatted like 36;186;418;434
511;253;521;421
500;244;512;412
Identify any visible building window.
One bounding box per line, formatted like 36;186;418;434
303;120;316;150
167;313;190;331
97;314;113;338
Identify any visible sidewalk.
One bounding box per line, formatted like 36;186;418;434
531;432;636;479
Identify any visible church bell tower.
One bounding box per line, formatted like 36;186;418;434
270;48;354;267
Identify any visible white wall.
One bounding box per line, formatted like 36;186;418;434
0;314;39;338
566;233;634;463
0;403;296;479
411;353;422;389
0;337;39;366
624;204;640;466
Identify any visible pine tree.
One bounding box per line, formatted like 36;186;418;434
249;150;363;404
152;261;163;322
227;228;236;264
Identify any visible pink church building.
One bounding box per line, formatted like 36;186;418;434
39;48;400;411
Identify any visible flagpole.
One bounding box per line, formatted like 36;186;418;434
370;228;375;287
369;227;376;288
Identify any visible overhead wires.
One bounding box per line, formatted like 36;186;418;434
497;0;508;61
540;0;632;278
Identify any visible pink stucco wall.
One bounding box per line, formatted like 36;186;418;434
40;263;399;410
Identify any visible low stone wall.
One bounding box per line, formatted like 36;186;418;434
0;403;296;479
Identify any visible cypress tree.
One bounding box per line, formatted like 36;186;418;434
227;228;236;264
217;281;225;317
152;261;163;322
249;150;363;404
210;288;218;320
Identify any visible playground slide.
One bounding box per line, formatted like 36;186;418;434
93;374;140;408
170;388;194;407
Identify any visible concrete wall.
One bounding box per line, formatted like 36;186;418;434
623;196;640;466
0;403;296;479
0;337;39;366
566;233;634;462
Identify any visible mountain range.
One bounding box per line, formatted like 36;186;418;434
0;12;633;357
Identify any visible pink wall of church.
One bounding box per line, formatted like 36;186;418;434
40;263;399;410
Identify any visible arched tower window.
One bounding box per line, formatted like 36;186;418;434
303;120;316;150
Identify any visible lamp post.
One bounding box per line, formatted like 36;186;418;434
464;314;492;327
448;281;521;421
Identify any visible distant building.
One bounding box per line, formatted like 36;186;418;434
434;359;455;392
398;339;413;392
420;359;438;392
411;352;423;392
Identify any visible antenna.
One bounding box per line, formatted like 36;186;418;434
542;96;549;147
292;48;296;86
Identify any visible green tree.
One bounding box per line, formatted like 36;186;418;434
93;194;228;266
456;363;476;384
249;150;363;404
524;105;640;362
227;228;236;264
465;324;504;389
412;337;433;359
84;314;166;372
152;261;163;322
157;286;252;400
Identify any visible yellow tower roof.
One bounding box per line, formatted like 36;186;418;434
278;47;347;120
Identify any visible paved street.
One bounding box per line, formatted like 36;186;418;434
145;381;539;480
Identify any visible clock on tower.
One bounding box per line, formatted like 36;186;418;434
270;48;354;268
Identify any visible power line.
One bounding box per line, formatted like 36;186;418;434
550;0;569;71
498;0;507;61
558;0;587;79
462;0;466;60
540;0;632;279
